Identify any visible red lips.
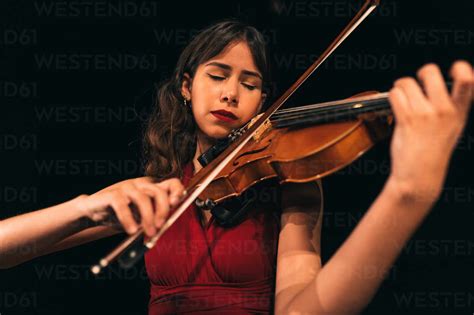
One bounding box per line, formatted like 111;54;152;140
211;110;238;122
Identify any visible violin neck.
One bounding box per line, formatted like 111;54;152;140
271;92;391;128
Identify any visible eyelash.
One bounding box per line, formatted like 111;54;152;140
207;74;257;91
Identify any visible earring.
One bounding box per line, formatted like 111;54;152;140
183;98;191;108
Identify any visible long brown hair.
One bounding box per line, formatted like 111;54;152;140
143;20;270;180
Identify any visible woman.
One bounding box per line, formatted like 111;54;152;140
1;20;472;314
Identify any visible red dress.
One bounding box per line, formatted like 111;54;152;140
145;162;281;314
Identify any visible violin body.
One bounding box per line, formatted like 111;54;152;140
197;92;393;204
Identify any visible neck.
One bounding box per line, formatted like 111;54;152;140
192;130;218;173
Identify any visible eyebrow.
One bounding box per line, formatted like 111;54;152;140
205;62;262;80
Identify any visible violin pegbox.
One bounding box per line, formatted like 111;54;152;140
228;126;246;141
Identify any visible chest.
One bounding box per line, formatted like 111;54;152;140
145;202;281;285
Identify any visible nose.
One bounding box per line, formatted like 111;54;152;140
220;79;239;106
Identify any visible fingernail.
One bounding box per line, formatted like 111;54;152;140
128;226;138;234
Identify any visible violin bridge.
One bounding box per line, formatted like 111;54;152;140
248;113;273;142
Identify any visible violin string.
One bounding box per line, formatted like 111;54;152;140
271;102;389;124
275;81;454;120
272;107;393;128
272;92;389;116
271;99;390;121
271;104;391;128
271;95;389;119
275;92;389;113
271;97;391;124
272;104;388;126
273;103;390;121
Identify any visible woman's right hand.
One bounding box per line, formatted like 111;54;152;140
76;177;186;237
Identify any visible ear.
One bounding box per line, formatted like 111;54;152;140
257;93;267;113
181;73;192;100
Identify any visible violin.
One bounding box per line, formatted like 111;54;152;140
194;90;393;227
91;0;385;274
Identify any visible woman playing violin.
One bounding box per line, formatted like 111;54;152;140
0;20;473;314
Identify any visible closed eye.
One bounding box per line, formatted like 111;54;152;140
207;73;225;81
242;83;256;90
208;73;257;90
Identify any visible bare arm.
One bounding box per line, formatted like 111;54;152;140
0;177;186;269
0;195;102;269
275;176;437;315
275;61;474;314
275;180;323;313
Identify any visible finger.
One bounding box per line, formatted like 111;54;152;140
149;186;170;228
394;77;430;111
157;178;186;206
128;189;156;237
417;63;451;109
109;192;138;234
138;183;173;227
450;60;474;114
389;86;411;125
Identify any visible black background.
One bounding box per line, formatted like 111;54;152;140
1;0;473;314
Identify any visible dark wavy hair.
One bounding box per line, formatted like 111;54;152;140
143;20;270;180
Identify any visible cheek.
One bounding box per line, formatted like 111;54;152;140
240;94;262;120
191;84;211;118
191;80;218;111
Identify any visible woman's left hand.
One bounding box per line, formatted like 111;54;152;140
388;60;473;202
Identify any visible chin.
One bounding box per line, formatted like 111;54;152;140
204;125;232;140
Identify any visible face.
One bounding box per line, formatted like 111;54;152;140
181;41;266;140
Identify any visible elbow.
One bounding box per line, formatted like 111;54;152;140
0;253;22;270
0;262;16;270
0;259;20;270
